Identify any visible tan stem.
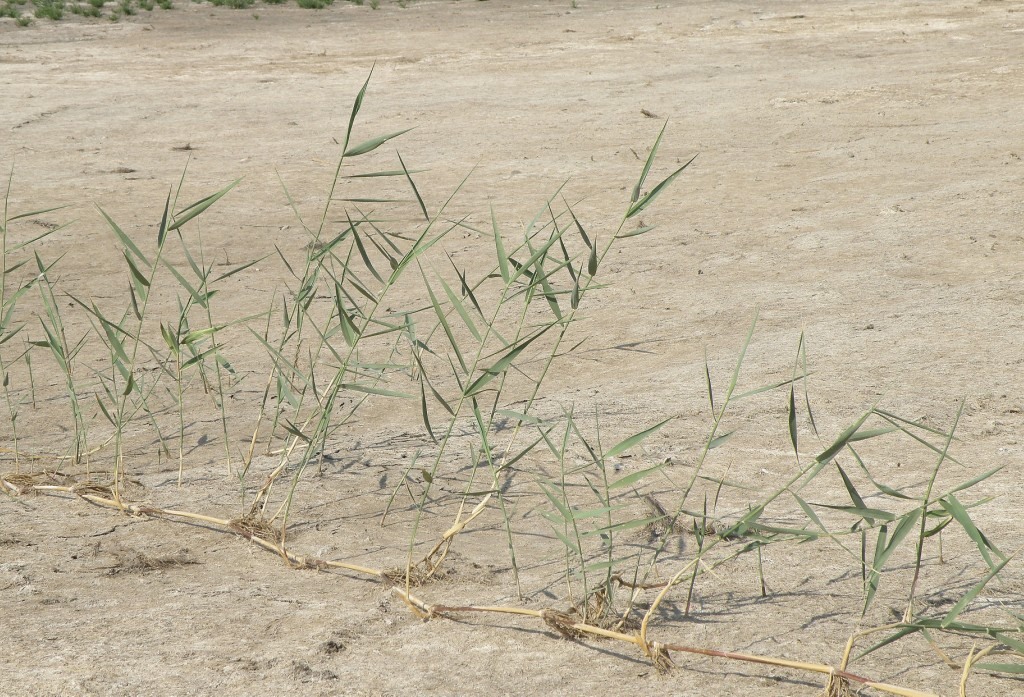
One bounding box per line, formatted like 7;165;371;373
638;557;698;651
20;485;946;697
959;643;996;697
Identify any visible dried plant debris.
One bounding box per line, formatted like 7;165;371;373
641;494;687;539
1;471;145;500
103;548;197;575
229;515;281;544
380;564;438;587
1;473;44;495
648;642;675;673
820;674;856;697
566;588;640;633
542;609;585;639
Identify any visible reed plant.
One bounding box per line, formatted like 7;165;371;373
2;76;1020;697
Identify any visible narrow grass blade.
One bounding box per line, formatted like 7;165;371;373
397;151;428;221
157;189;171;247
99;207;149;267
411;351;453;415
874;411;965;466
212;256;265;284
182;345;218;370
0;325;24;347
744;521;817;539
345;129;414;158
886;510;922;578
608;462;666;490
874;408;961;440
282;420;311;442
631;121;667;204
704;349;715;413
246;328;312;391
439;276;482;342
946;465;1005;496
340;309;361;347
708;430;734;449
993;633;1024;654
491;207;510;284
160;323;178;352
366;234;398;271
855;625;921;659
848;426;898;442
538;480;573;523
93;305;130;366
123;251;151;302
564;505;621;522
510;227;565;284
335;197;409;204
276;374;299;408
615;225;657;239
342;383;413;399
95;394;115;426
170;179;240;232
583;516;666;537
792;492;829;533
570;265;581;309
788;385;798;457
939;494;1005;568
847;445;914;499
8;205;67;223
583;557;635;573
162;260;209;309
814;503;896;522
733;374;807;400
3;258;29;276
182;326;225;346
178;238;205;281
864;524;889;614
604;417;672;459
495;408;542;425
815;407;874;465
10;221;72;252
453;263;483;317
884;508;923;554
836;463;869;518
464;326;552;397
942;553;1015;627
726;310;758;401
419;381;435;443
35;322;66;371
274;244;297;279
343;66;373;152
863;509;922;614
537;265;562;320
564;201;591;248
626;153;698;219
348;275;379;304
423;275;467;374
974;664;1024;675
550;526;583;556
345;169;427;178
350;220;385;284
506;257;535;283
912;617;1016;633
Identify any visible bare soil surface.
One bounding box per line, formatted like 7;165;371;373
2;1;1024;695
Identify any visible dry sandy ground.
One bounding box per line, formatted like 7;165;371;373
2;1;1024;695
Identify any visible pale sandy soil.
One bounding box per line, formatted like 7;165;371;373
2;1;1024;695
